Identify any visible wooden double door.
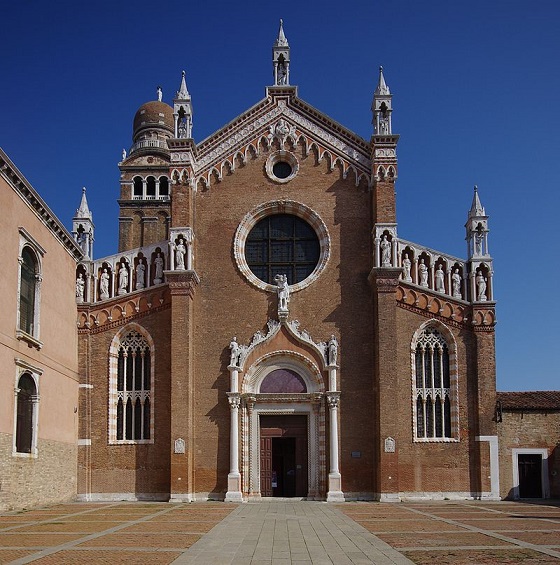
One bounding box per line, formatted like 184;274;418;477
260;415;308;497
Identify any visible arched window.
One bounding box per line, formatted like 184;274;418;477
19;247;38;336
15;373;37;454
111;329;153;443
133;176;143;198
413;326;456;441
158;176;169;197
146;176;156;198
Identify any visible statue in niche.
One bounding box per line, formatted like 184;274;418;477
402;253;412;282
277;62;287;85
476;271;487;301
435;265;445;293
379;117;389;135
229;337;240;367
175;239;186;270
380;235;391;267
118;263;128;295
328;335;338;366
419;259;429;287
274;274;290;311
136;261;146;290
178;119;188;139
452;269;462;299
154;252;164;283
75;273;85;300
100;268;110;299
474;232;484;256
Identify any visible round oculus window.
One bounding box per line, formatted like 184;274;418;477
234;200;330;293
265;150;298;183
245;214;320;286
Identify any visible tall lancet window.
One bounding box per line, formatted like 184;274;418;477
413;326;457;441
109;329;153;443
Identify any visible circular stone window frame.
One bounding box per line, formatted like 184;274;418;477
265;150;299;184
234;200;330;294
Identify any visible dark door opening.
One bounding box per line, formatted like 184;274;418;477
518;454;543;498
272;437;296;497
260;415;308;497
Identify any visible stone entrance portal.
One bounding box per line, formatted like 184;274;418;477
260;415;308;497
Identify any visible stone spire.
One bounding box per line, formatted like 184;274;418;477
469;185;485;217
465;186;493;301
72;187;94;259
173;70;193;139
372;66;393;135
272;19;290;86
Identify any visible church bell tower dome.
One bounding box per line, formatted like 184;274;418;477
132;100;174;143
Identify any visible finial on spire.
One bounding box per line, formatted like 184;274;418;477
469;185;485;217
273;20;290;85
375;66;390;96
76;187;92;219
176;70;189;99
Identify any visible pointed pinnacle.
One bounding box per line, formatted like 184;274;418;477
275;19;288;47
375;66;390;96
176;70;189;99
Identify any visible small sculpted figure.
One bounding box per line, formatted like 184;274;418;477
328;335;338;365
452;268;462;299
76;273;85;300
419;259;429;287
154;253;164;283
435;265;445;293
100;268;110;299
476;271;487;301
118;264;128;294
380;235;391;267
402;253;412;282
175;239;186;270
136;262;146;290
229;337;240;366
274;274;290;311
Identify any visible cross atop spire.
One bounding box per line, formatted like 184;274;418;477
272;19;290;86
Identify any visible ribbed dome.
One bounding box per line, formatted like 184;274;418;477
132;101;174;139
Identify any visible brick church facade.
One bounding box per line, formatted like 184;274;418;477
71;23;502;503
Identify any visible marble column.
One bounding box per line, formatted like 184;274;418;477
225;393;242;502
326;392;344;502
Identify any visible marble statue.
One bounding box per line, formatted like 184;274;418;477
475;233;483;256
402;253;412;282
122;148;126;160
476;271;487;301
274;274;290;311
435;265;445;293
118;264;128;294
154;253;164;283
229;337;240;367
157;86;162;102
380;235;391;267
175;239;186;270
75;273;85;300
136;262;146;290
419;259;428;287
277;63;287;85
328;335;338;366
452;269;462;299
100;268;110;299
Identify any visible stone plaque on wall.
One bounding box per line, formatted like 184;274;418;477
384;437;396;453
174;438;185;454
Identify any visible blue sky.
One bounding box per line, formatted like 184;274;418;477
2;1;559;391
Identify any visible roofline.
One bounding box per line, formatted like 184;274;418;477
0;148;83;261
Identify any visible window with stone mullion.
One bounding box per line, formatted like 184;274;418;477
414;329;453;440
116;334;151;442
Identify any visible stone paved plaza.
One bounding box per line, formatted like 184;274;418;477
0;500;559;564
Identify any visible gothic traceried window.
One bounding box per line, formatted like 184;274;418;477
413;326;455;441
112;330;152;442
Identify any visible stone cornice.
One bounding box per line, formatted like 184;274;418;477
165;270;200;298
368;268;401;293
0;148;83;261
77;286;171;333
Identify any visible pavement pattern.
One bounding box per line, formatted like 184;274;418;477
0;500;558;564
